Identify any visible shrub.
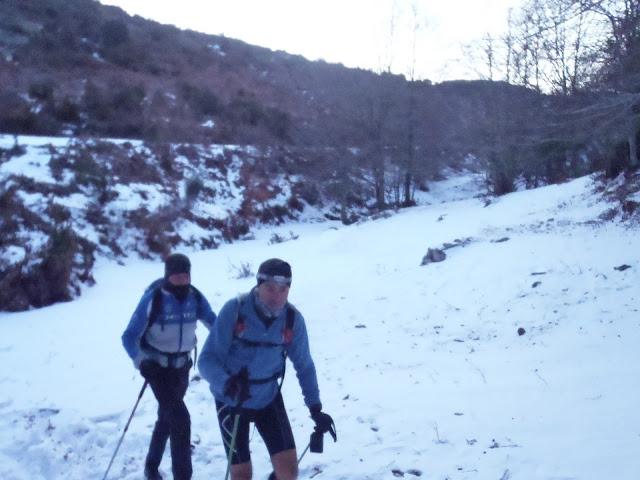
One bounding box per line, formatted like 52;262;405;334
28;80;55;101
113;84;145;113
181;83;221;117
71;151;106;188
229;261;253;279
230;96;264;126
264;107;290;140
54;97;80;123
49;153;70;181
101;19;129;49
0;263;31;311
175;144;199;161
268;231;299;244
294;181;321;205
0;225;97;311
0;93;37;134
39;227;77;297
109;147;162;184
85;201;109;225
128;207;177;257
16;227;77;308
103;42;148;71
287;195;305;212
259;205;289;224
486;153;518;196
46;202;71;223
0;186;21;239
149;143;174;173
0;142;27;162
184;176;204;203
83;82;111;122
220;216;250;242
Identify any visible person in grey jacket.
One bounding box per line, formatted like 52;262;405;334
198;258;335;480
122;253;216;480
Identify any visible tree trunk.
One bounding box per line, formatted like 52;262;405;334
403;171;412;206
375;160;386;209
629;130;638;167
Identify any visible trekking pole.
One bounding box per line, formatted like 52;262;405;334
102;380;149;480
297;441;311;464
224;408;242;480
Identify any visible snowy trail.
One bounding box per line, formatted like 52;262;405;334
1;174;639;479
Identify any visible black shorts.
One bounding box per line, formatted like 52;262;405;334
215;392;296;464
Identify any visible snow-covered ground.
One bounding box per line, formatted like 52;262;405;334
0;173;638;479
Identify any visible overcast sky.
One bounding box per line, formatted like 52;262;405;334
99;0;522;82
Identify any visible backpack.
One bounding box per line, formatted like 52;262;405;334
145;278;204;331
232;293;296;386
142;278;205;368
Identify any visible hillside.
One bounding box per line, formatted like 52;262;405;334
0;134;371;311
3;133;639;312
0;171;638;479
2;0;639;315
0;0;403;145
0;0;540;151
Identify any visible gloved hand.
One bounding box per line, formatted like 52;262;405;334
139;359;159;379
309;405;337;441
224;367;251;403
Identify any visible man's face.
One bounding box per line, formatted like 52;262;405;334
168;273;190;286
257;281;290;313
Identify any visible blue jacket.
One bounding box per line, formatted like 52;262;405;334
122;283;216;367
198;289;321;410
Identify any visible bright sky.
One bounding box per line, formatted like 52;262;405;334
99;0;522;82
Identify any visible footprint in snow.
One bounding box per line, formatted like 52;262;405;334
392;468;423;477
89;412;122;423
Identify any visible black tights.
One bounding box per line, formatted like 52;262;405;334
141;360;192;480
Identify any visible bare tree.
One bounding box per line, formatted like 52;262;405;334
504;9;516;83
400;1;427;206
483;34;497;81
581;0;640;167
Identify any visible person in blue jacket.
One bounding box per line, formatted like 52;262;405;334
198;258;335;480
122;253;216;480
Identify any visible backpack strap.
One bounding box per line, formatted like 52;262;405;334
190;285;204;309
233;293;249;336
242;306;295;386
283;306;295;344
273;306;296;389
147;286;164;330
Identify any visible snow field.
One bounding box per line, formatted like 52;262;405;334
0;174;638;479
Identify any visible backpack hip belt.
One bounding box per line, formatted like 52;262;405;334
143;343;191;369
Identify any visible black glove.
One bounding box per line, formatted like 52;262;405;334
139;359;159;379
309;405;337;442
224;367;250;403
